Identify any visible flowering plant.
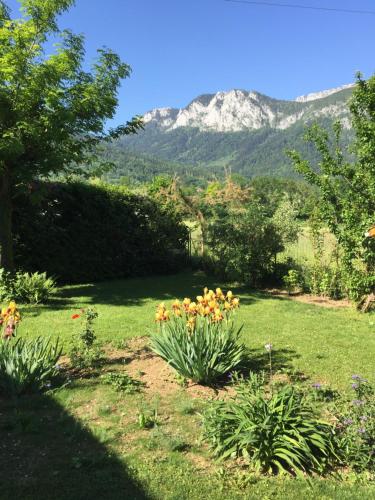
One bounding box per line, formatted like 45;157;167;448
151;288;245;384
0;301;21;339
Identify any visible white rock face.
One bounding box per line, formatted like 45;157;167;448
295;84;355;103
143;85;351;133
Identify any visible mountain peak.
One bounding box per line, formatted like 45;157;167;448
143;84;352;133
295;83;355;103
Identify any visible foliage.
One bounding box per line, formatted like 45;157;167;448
288;74;375;303
150;288;245;384
0;269;55;303
202;377;337;475
334;376;375;473
13;271;56;304
0;336;62;396
70;308;103;370
13;181;188;283
272;197;300;246
207;203;283;285
101;371;144;394
282;270;303;294
0;0;143;269
138;408;159;429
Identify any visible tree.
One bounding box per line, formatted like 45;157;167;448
288;73;375;305
0;0;143;269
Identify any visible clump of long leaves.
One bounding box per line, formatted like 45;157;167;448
151;315;245;385
202;374;337;475
0;337;62;396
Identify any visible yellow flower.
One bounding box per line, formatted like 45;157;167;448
172;299;181;310
224;301;231;311
8;301;16;312
203;287;208;295
186;317;196;330
196;295;204;303
174;308;182;317
232;298;240;308
227;291;233;300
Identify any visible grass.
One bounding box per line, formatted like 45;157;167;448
0;271;374;499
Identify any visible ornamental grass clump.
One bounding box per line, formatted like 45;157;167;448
150;287;245;385
0;302;62;396
202;375;337;476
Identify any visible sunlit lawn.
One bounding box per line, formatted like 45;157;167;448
20;271;374;390
1;271;374;499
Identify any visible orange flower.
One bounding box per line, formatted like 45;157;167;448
72;314;80;319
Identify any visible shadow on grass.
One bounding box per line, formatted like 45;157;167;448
41;271;285;314
239;347;301;376
0;393;151;500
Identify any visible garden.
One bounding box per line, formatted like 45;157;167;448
0;2;374;499
0;271;374;500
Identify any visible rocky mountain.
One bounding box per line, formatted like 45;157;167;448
107;84;354;183
143;85;353;133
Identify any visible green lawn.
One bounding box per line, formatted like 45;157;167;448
1;271;374;499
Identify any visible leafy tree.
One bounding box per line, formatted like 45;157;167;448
288;74;375;305
0;0;143;269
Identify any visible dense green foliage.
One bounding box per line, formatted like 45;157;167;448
0;0;142;269
207;203;284;285
288;74;375;303
0;269;55;304
0;336;62;396
12;181;188;283
202;375;337;475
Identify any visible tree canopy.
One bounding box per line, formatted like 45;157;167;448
0;0;143;269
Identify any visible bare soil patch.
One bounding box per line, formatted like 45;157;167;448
265;289;352;309
104;336;235;400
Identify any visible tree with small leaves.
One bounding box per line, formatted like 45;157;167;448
288;73;375;306
0;0;143;270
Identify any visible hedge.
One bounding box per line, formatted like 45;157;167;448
13;182;188;283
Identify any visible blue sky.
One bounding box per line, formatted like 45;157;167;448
6;0;375;125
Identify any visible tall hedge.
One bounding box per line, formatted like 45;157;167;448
13;182;188;283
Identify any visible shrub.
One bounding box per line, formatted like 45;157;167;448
13;181;188;283
202;377;337;475
334;376;375;472
282;269;303;294
150;288;245;385
207;204;283;285
0;269;55;304
0;336;62;396
70;308;103;370
12;271;56;304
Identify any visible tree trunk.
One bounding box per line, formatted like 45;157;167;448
0;166;14;271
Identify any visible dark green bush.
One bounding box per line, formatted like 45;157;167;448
13;182;188;283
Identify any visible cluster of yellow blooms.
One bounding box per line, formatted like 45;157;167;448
0;301;21;339
155;287;239;328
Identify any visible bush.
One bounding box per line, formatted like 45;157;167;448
150;288;245;385
0;269;55;304
207;204;283;285
202;377;337;475
334;376;375;472
0;337;62;396
13;181;188;283
101;371;144;394
282;269;303;294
